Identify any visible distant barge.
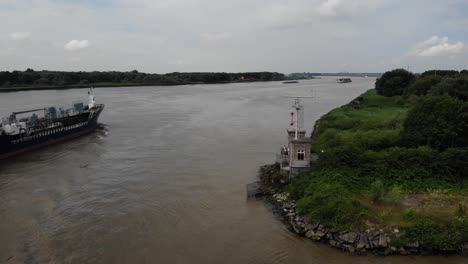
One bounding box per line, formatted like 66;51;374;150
283;80;299;84
337;78;352;83
0;90;104;159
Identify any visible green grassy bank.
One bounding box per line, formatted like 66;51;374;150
287;85;468;253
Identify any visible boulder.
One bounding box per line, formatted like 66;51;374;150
304;223;314;231
398;247;408;255
356;233;370;249
310;223;320;231
369;237;379;249
291;223;304;234
462;243;468;256
305;230;315;239
315;227;328;239
378;234;388;248
344;245;356;253
339;232;358;244
383;247;392;256
405;241;419;254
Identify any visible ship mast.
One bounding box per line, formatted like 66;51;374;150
88;87;96;109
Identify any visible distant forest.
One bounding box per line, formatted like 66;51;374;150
290;72;383;77
0;69;286;89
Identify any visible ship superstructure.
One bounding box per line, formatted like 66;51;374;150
0;89;104;159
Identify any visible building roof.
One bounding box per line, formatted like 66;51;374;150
289;137;313;143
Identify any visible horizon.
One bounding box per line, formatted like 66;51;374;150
4;68;466;75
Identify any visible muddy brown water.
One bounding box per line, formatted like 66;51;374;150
0;78;465;263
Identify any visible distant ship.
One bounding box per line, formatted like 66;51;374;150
283;80;299;84
0;89;104;159
337;78;352;83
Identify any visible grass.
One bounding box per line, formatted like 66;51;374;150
314;90;408;152
288;89;468;251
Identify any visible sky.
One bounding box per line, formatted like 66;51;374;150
1;0;467;73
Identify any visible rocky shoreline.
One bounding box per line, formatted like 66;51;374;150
256;165;468;256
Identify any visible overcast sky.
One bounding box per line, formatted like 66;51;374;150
1;0;467;73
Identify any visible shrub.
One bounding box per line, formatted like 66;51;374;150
354;129;401;150
287;172;313;198
317;145;364;168
406;75;442;96
402;208;418;221
383;185;404;204
401;96;468;150
428;76;468;101
402;216;468;252
455;203;466;219
296;181;367;231
421;70;460;78
376;69;415;97
370;179;385;203
435;148;468;180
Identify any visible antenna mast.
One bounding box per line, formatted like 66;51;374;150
293;98;302;139
286;96;313;140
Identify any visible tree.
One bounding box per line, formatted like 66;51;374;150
406;75;442;96
428;76;468;101
421;70;459;78
401;96;468;150
375;69;415;97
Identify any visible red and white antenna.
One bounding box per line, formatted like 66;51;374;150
285;96;313;139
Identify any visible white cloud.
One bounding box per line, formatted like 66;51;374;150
10;32;31;40
318;0;341;16
64;40;90;51
258;0;388;30
1;0;467;72
200;32;232;41
317;0;388;17
413;36;464;57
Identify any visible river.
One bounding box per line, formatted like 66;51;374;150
0;77;465;263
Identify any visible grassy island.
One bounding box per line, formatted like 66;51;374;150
286;69;468;253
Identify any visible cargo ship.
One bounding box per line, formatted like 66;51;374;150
0;89;104;159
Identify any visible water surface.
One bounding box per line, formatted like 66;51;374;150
0;78;464;263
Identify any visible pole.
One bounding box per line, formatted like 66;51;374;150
295;103;298;140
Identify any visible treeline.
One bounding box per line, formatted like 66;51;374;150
0;69;286;87
375;68;468;99
376;68;468;151
290;72;382;77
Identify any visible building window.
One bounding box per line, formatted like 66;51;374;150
297;149;305;160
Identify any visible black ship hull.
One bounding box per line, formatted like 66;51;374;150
0;105;104;159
